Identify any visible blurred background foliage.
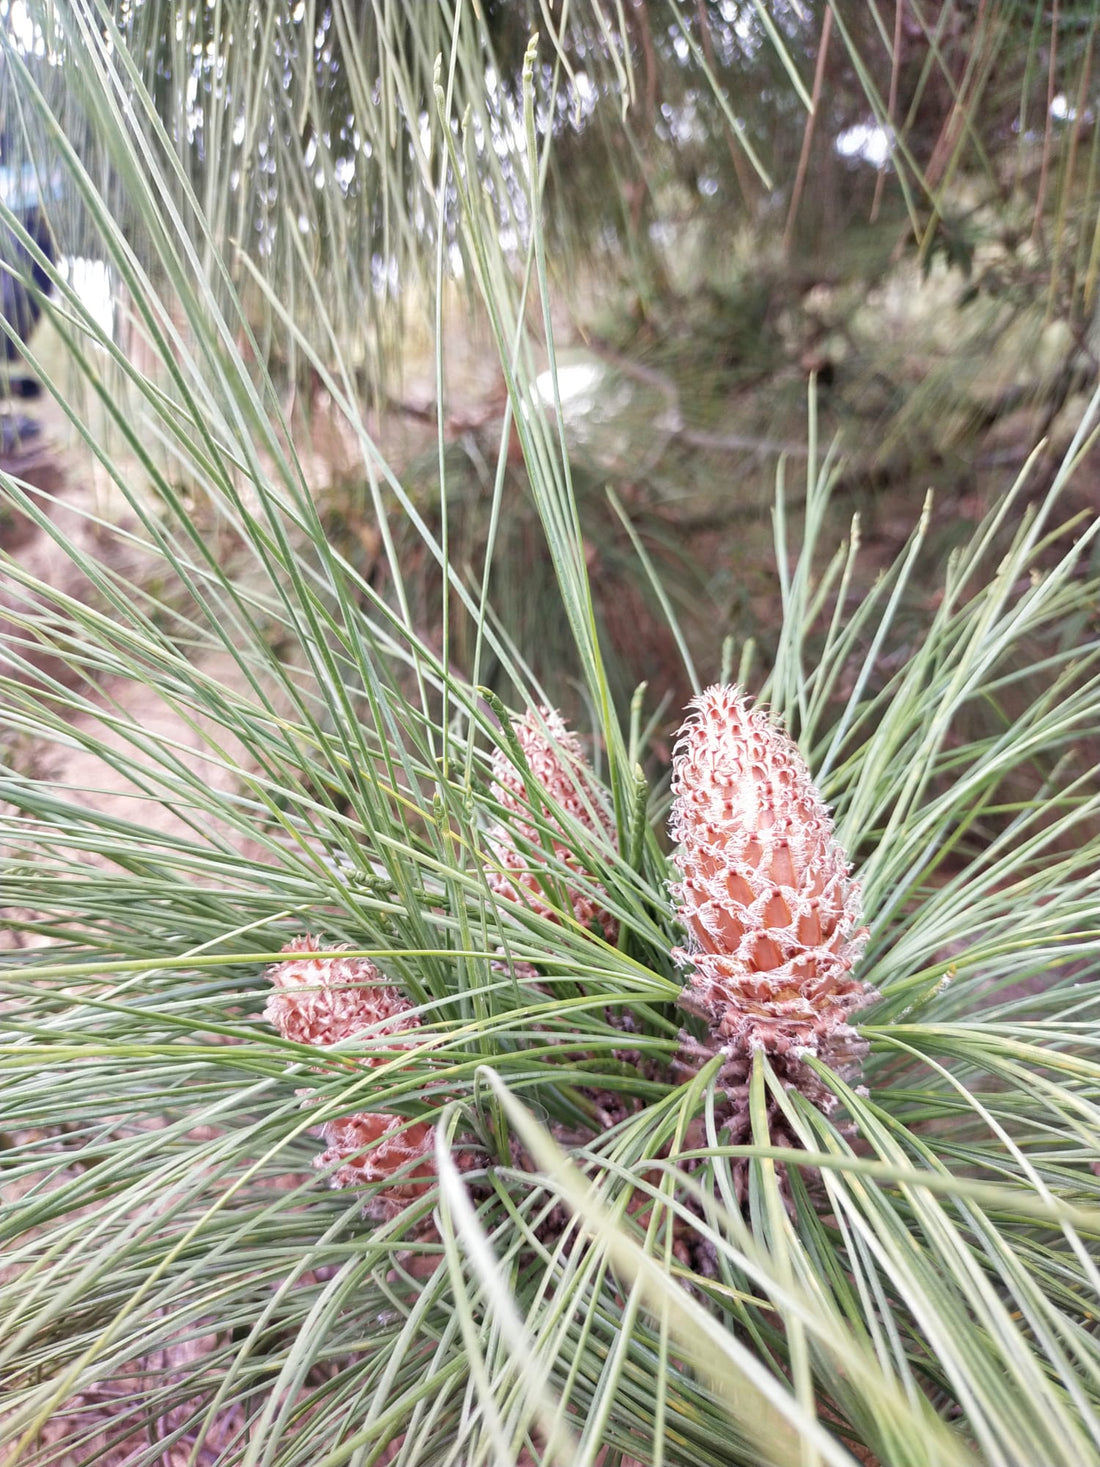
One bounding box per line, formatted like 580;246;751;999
2;0;1099;718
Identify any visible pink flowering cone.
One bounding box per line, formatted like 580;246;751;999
670;686;876;1087
486;706;619;941
264;935;421;1049
265;936;434;1204
317;1112;436;1196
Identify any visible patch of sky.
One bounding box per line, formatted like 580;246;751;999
184;73;203;144
4;0;50;58
370;251;400;296
60;257;114;341
836;122;893;168
718;0;763;59
536;361;604;408
569;71;598;128
659;95;706;146
1050;93;1092;123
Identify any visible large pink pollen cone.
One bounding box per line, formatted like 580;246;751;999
670;686;876;1058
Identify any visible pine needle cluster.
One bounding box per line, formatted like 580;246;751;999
2;10;1100;1467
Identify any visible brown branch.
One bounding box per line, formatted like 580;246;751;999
783;7;834;257
696;0;759;211
1032;0;1060;245
871;0;906;223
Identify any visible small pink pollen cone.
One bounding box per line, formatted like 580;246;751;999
264;935;421;1049
486;707;619;941
317;1112;436;1196
265;936;434;1203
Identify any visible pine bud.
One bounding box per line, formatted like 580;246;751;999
264;935;421;1049
316;1112;435;1197
670;686;875;1065
486;707;618;941
264;936;433;1200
